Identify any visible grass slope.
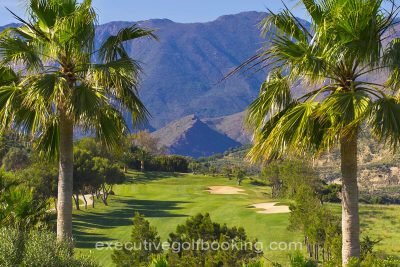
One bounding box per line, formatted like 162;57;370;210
73;171;400;266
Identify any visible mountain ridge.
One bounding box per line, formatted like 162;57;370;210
152;114;241;157
93;11;270;128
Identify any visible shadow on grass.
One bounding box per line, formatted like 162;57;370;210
359;208;398;228
73;196;190;248
127;171;185;184
73;230;115;248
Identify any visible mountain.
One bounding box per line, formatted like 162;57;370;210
152;115;241;158
203;111;251;144
94;12;269;129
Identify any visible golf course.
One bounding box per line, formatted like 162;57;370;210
73;171;400;266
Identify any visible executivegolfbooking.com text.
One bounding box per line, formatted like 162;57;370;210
95;240;303;253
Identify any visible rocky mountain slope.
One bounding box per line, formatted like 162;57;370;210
152;115;241;157
203;111;250;144
94;12;269;129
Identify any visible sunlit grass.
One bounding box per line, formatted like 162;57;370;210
73;171;400;266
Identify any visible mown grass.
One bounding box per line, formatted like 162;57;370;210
73;171;400;266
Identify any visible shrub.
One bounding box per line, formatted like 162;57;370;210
15;162;58;201
288;252;317;267
360;255;400;267
319;183;342;203
147;155;190;172
0;227;99;267
112;212;162;267
0;185;48;230
151;256;169;267
167;213;262;267
2;147;30;171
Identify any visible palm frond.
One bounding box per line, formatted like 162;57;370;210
384;38;400;90
83;58;150;126
36;116;60;160
85;58;141;92
261;9;309;42
98;25;157;62
248;102;320;162
316;90;372;136
0;85;23;130
22;74;61;108
0;35;43;71
246;72;292;130
69;83;106;119
91;107;129;148
0;66;19;86
369;96;400;149
302;0;324;24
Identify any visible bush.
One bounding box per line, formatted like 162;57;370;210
289;252;317;267
0;227;99;267
2;147;30;171
112;212;162;267
15;162;58;201
167;213;262;267
151;256;169;267
147;155;190;172
319;183;342;203
359;190;400;205
0;185;49;229
359;255;400;267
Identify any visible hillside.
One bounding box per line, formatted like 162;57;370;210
94;12;269;129
208;131;400;190
152;115;241;157
203;111;251;144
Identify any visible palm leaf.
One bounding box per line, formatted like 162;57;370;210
98;25;157;62
0;36;43;71
248;102;319;162
36;116;60;160
369;96;400;149
246;71;292;130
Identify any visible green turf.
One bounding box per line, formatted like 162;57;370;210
73;171;400;266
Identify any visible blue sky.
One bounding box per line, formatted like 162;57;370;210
0;0;306;25
0;0;395;26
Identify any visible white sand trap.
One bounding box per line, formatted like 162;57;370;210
207;186;246;195
250;202;290;214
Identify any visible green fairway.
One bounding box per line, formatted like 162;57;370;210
73;171;400;266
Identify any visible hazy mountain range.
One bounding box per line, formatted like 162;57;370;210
94;11;269;129
95;12;269;156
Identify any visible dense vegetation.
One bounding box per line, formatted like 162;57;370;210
0;227;98;267
0;0;400;266
113;213;262;267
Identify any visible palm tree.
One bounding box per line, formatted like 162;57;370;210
0;0;156;241
233;0;400;265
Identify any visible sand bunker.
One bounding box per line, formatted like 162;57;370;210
207;186;246;195
250;202;290;214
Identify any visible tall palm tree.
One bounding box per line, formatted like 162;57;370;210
234;0;400;265
0;0;156;241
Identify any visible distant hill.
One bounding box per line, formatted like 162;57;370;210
94;12;269;129
203;111;251;144
152;115;241;157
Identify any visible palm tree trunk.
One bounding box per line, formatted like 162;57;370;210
340;132;360;265
57;111;74;241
